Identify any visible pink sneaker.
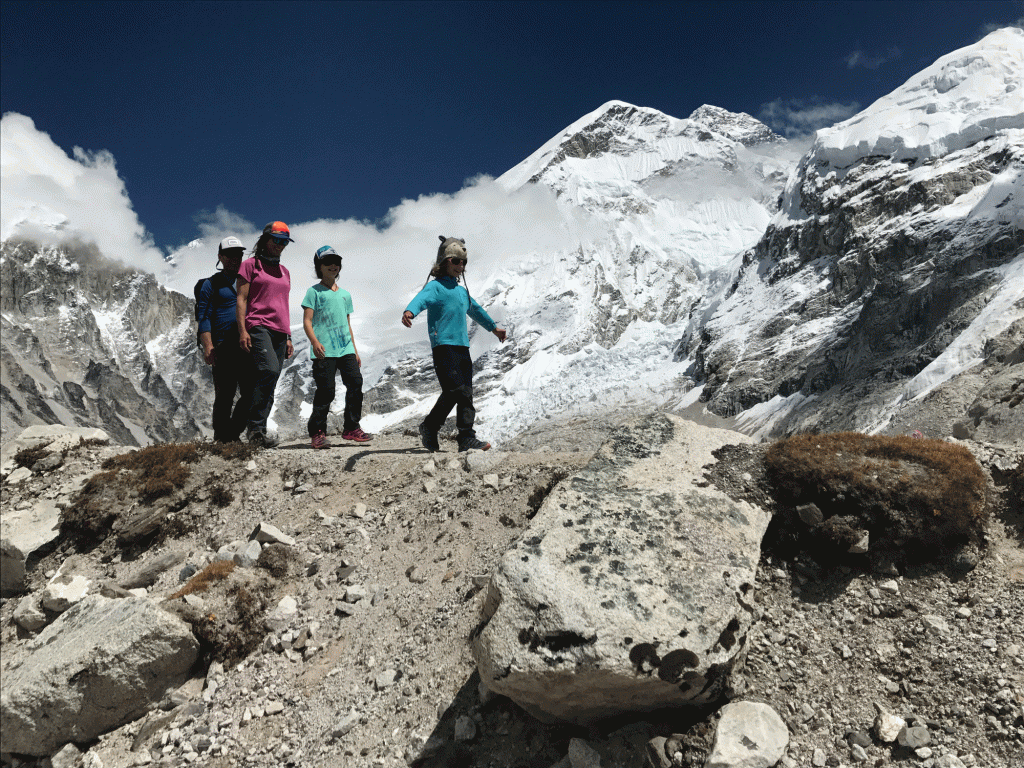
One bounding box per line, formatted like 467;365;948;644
311;432;332;449
342;428;373;443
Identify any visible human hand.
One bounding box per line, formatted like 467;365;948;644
286;339;294;359
239;331;251;352
493;327;507;343
356;352;362;367
203;345;216;365
313;341;326;359
401;311;414;328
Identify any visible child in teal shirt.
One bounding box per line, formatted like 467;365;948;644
302;246;372;448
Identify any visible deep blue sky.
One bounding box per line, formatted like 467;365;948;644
2;0;1020;250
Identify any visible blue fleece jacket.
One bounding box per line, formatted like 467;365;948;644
195;272;239;343
404;276;497;348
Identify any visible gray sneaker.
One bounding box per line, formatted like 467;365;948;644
418;423;440;452
458;437;490;452
248;430;279;449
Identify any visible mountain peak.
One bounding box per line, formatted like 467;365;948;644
688;104;783;146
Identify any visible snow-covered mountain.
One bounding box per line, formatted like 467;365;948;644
0;240;209;446
680;26;1023;439
2;27;1020;447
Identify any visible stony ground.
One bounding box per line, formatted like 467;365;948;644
1;413;1022;768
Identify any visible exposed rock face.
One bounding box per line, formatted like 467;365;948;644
472;414;767;723
0;594;198;755
683;28;1024;438
0;500;60;595
0;240;209;445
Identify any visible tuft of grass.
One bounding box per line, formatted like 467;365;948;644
766;431;987;555
209;483;234;507
170;560;236;599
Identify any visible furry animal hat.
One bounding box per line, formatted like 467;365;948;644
436;235;467;265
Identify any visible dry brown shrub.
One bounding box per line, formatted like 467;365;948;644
170;560;236;599
13;445;50;468
766;431;987;554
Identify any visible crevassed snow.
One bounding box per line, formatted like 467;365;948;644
810;27;1023;168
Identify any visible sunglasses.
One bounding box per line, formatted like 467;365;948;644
321;259;342;267
269;236;290;246
447;258;467;266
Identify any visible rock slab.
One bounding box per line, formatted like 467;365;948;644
706;700;789;768
0;594;198;755
472;413;768;723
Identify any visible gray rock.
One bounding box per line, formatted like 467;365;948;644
851;743;868;762
13;596;47;632
49;743;82;768
0;594;198;755
251;522;295;547
897;724;931;748
41;571;92;613
1;501;61;595
332;711;359;739
922;614;951;635
31;453;64;473
453;714;477;742
934;755;967;768
233;540;263;568
119;551;185;590
796;503;824;526
706;701;789;768
474;415;767;723
265;596;298;629
566;738;601;768
874;712;905;743
646;736;671;768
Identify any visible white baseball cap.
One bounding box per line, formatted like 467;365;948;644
219;236;245;252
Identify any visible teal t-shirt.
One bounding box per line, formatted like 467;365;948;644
302;283;355;358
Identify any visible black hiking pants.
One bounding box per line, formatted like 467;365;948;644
247;325;287;437
424;345;476;439
308;354;363;436
211;328;254;442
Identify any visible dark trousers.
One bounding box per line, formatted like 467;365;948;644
211;329;254;442
308;354;363;436
247;325;287;436
424;345;476;438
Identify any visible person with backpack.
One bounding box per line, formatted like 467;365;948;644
237;221;294;449
194;236;252;442
301;246;373;448
401;235;506;452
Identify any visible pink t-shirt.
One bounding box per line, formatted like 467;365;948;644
238;257;291;334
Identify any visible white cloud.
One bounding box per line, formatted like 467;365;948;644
757;98;862;139
844;46;902;70
1;111;594;362
979;19;1024;38
0;112;167;274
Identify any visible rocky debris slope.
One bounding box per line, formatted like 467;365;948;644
0;240;209;446
1;414;1021;768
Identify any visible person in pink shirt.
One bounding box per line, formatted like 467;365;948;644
236;221;294;448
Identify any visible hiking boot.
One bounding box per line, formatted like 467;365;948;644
342;428;372;443
458;437;491;452
418;423;440;452
311;432;332;449
247;430;279;449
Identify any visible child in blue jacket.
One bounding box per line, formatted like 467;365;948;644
401;236;506;452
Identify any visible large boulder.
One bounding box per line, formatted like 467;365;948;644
1;500;61;595
472;413;768;723
0;594;198;755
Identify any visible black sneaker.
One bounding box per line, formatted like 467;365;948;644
458;437;491;452
418;423;440;452
248;430;279;449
